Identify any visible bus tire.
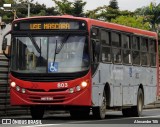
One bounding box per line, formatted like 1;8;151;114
30;106;44;119
131;88;144;117
92;91;106;119
122;88;144;117
69;107;90;119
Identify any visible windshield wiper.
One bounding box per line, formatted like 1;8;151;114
52;35;69;67
29;34;41;53
56;34;69;54
53;40;58;67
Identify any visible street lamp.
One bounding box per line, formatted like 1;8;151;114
0;4;18;20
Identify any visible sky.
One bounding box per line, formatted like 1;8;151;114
34;0;160;12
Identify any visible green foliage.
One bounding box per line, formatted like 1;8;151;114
111;16;150;30
108;0;119;9
72;0;86;16
0;0;158;34
0;0;59;23
52;0;86;16
52;0;73;15
134;2;160;31
86;5;133;22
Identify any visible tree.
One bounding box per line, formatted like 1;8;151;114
108;0;119;9
134;2;160;32
52;0;86;16
0;0;58;22
86;5;121;21
111;16;150;30
52;0;73;15
72;0;86;16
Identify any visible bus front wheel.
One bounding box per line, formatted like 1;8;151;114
92;91;106;119
69;107;90;119
30;106;44;119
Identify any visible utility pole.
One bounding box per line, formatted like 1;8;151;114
28;1;30;17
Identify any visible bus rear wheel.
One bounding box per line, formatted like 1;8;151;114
122;88;144;117
131;88;144;117
92;91;106;119
30;106;44;119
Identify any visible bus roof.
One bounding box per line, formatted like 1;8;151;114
13;15;157;38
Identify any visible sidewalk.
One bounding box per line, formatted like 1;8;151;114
144;100;160;109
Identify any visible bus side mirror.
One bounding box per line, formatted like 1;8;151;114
2;31;11;59
2;38;7;51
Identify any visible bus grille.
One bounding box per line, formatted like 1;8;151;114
11;71;88;82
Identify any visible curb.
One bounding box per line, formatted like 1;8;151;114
144;100;160;109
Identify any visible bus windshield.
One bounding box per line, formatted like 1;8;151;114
11;35;89;73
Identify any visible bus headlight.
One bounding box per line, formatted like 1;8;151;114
69;88;74;93
16;86;20;92
11;82;16;87
81;81;88;88
21;88;26;94
76;86;81;91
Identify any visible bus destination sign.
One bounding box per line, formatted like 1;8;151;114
13;20;87;31
29;23;70;30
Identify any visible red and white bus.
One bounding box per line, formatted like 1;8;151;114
2;15;159;119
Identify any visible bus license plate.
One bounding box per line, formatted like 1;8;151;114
41;97;53;101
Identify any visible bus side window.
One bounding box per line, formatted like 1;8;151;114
141;38;149;66
111;32;121;47
132;36;140;65
122;35;130;49
122;34;131;64
92;40;100;63
112;48;122;63
132;51;140;65
101;30;111;63
102;47;111;62
149;39;156;66
111;32;121;64
141;38;148;52
132;36;140;50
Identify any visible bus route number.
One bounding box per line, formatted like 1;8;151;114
57;83;68;88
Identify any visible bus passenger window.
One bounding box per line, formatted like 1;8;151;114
150;54;156;66
101;30;110;46
149;39;156;67
141;38;148;52
111;32;121;47
112;48;121;63
132;51;140;65
123;50;131;64
132;37;140;50
141;52;149;66
122;35;130;49
149;39;156;53
101;47;111;62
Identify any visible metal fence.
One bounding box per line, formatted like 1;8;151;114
0;55;29;116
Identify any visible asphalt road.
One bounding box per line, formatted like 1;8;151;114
1;108;160;127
